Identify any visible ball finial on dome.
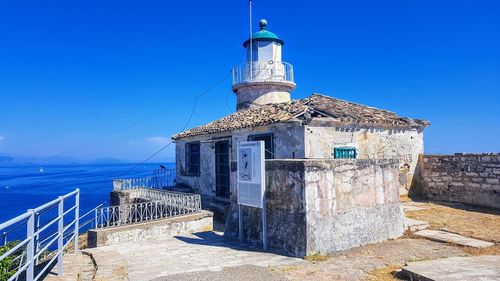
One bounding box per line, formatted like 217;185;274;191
259;19;268;30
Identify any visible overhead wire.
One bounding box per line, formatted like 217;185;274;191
3;18;247;179
117;71;231;176
2;71;231;178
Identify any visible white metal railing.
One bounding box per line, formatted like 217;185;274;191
231;61;294;86
113;168;175;191
0;189;80;281
95;190;201;228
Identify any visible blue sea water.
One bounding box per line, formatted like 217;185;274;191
0;163;174;229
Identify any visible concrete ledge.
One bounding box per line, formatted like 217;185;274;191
87;211;213;247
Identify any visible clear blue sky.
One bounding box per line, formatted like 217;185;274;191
1;0;499;162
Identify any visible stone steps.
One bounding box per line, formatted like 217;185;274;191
414;229;495;248
402;255;500;281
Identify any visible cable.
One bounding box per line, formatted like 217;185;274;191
2;72;231;178
118;71;231;176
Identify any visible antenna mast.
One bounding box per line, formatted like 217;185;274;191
249;0;253;80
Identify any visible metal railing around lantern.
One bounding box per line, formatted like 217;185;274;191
231;61;295;86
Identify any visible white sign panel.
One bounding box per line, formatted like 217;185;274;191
237;141;265;208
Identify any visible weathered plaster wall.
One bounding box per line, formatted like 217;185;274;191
304;123;424;193
225;160;308;257
175;121;305;203
418;153;500;208
225;159;403;257
87;211;213;247
235;83;292;110
304;159;403;253
175;135;217;199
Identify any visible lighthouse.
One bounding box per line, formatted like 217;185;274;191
231;19;296;110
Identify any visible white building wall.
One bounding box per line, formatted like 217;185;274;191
304;123;424;191
175;120;424;200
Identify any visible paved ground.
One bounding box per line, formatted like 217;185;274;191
54;199;496;281
45;253;95;281
153;265;288;281
84;231;301;281
274;238;466;281
83;235;466;281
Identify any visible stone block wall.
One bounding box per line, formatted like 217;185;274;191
88;211;213;247
225;158;404;257
418;153;500;208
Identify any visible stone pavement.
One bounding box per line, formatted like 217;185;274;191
404;217;429;231
402;255;500;281
274;238;467;281
83;231;301;281
45;252;95;281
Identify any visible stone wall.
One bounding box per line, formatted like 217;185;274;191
87;211;213;247
418;153;500;208
225;159;404;257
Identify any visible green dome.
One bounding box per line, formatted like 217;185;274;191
243;19;284;47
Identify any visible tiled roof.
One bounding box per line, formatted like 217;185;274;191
172;94;429;140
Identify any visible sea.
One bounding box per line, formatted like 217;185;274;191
0;163;174;241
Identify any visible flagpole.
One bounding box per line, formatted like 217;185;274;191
249;0;253;81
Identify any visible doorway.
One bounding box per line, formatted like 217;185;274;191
215;141;230;198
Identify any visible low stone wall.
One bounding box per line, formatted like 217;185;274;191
87;211;213;247
225;159;404;257
418;153;500;208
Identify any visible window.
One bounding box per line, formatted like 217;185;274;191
248;133;274;159
333;147;357;159
185;142;200;176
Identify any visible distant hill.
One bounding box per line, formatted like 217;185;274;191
0;155;14;164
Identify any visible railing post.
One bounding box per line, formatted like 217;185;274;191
35;212;40;265
1;232;6;246
94;208;98;228
74;189;80;254
57;196;64;276
26;209;35;281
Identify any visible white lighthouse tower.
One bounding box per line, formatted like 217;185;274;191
231;19;296;110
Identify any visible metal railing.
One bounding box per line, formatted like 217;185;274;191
0;189;80;281
95;190;201;228
231;61;295;86
2;202;104;248
113;168;176;191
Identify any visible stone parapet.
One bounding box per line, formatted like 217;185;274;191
417;153;500;208
87;211;213;247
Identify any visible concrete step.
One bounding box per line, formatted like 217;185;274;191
404;217;429;231
402;255;500;281
414;229;495;248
